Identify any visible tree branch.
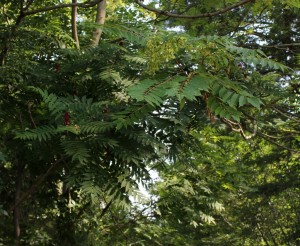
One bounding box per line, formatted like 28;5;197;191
24;0;103;16
257;132;300;153
100;199;112;219
91;0;107;46
263;43;300;48
244;42;300;50
134;0;254;19
222;118;257;140
71;0;80;49
271;105;300;122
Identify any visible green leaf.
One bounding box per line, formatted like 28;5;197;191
194;74;211;91
214;106;223;115
247;97;261;109
182;74;210;100
218;87;227;98
228;93;239;107
239;95;247;107
222;91;234;102
180;98;185;110
211;83;222;95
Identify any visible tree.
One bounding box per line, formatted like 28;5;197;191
1;0;300;245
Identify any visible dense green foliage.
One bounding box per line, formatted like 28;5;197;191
1;0;300;245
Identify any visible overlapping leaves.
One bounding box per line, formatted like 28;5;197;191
127;34;288;122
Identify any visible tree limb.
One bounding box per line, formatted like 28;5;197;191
24;0;104;16
222;118;257;140
271;106;300;122
100;199;112;219
257;132;300;153
244;42;300;50
91;0;107;46
134;0;254;19
71;0;80;49
263;43;300;48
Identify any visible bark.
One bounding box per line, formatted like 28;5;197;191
91;0;106;46
71;0;80;49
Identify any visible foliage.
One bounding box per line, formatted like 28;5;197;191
0;0;300;245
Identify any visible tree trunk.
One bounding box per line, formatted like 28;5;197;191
71;0;80;49
91;0;106;46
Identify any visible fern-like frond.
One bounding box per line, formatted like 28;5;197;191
226;45;289;71
179;74;210;100
102;24;148;45
128;71;262;122
124;55;147;65
15;125;79;142
61;140;90;164
15;125;57;142
80;121;115;134
29;87;68;120
113;103;155;129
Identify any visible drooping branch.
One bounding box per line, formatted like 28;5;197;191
24;0;103;16
134;0;254;19
257;132;300;153
222;118;257;140
271;106;300;122
91;0;107;46
71;0;80;49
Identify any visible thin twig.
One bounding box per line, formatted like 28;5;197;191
230;3;253;37
222;118;257;140
262;43;300;48
135;0;254;19
24;0;103;16
271;106;300;122
257;132;300;153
